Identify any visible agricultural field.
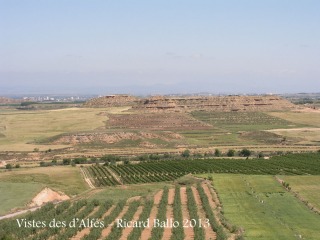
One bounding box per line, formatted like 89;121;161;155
0;182;237;240
1;97;320;239
278;175;320;211
201;174;320;240
0;107;129;151
0;166;88;206
0;182;43;215
83;153;320;187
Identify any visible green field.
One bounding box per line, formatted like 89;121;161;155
279;175;320;210
183;111;306;146
0;166;88;196
199;174;320;240
0;182;43;215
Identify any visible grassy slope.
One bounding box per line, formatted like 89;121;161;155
279;175;320;210
198;174;320;240
0;166;88;196
0;182;43;215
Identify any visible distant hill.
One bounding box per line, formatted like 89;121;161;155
84;94;297;112
0;97;21;104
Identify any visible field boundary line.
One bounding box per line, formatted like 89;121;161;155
80;167;95;189
275;176;320;215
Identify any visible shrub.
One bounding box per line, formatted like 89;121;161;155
227;149;235;157
239;148;251;157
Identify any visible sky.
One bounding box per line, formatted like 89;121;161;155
0;0;320;95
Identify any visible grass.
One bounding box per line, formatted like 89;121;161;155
268;111;320;127
0;182;43;215
191;111;300;131
182;111;306;147
278;175;320;210
197;174;320;240
0;107;129;151
0;166;88;196
86;182;173;202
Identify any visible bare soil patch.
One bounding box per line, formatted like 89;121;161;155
162;205;173;240
29;188;69;207
180;187;194;240
191;186;216;240
201;183;216;209
141;204;159;239
154;189;164;205
168;188;175;205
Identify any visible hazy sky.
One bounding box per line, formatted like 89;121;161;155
1;0;320;94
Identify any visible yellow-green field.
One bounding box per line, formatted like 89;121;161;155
0;107;129;151
0;166;88;196
268;111;320;127
0;182;43;215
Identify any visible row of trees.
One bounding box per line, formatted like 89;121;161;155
181;148;252;158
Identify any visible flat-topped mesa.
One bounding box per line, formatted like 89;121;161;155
83;94;139;107
134;95;297;112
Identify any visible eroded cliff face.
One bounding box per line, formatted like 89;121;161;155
83;95;139;108
84;94;296;112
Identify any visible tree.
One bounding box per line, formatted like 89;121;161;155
258;152;264;158
214;149;221;157
15;164;20;168
227;149;235;157
5;164;12;170
39;161;46;167
181;149;190;158
239;148;251;157
63;158;71;165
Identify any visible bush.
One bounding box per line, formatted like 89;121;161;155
239;148;251;157
15;164;20;168
227;149;235;157
63;159;71;165
181;149;190;158
5;164;12;170
214;148;221;157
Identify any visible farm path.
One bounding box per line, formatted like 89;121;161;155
120;205;144;239
162;188;175;240
80;167;95;189
141;189;163;239
106;167;123;185
71;206;101;240
99;205;129;239
191;186;216;240
202;183;216;209
180;187;194;240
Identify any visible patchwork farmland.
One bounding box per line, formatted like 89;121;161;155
1;94;320;239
